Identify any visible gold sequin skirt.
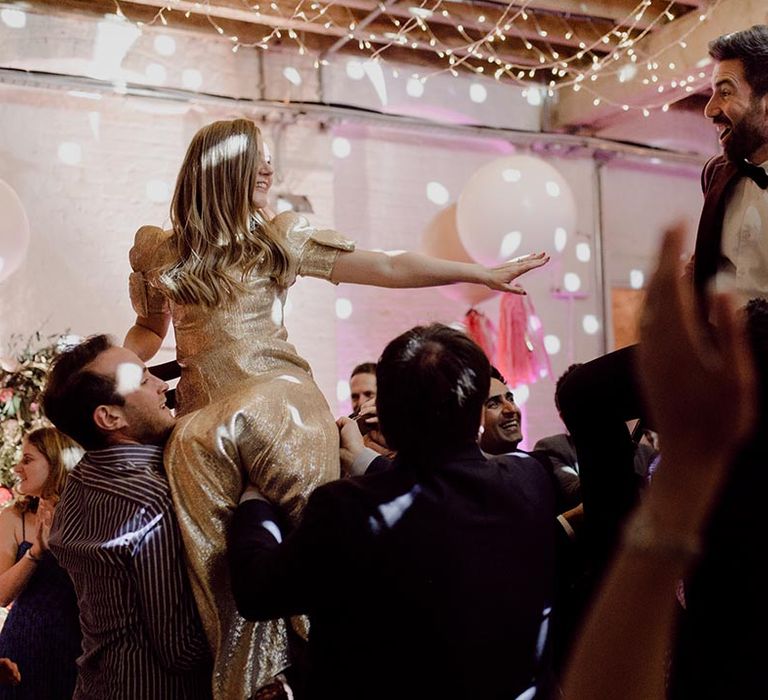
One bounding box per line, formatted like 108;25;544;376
165;367;340;699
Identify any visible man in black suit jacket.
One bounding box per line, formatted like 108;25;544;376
229;324;557;700
558;24;768;557
556;25;768;698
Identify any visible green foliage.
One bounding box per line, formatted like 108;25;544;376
0;332;68;487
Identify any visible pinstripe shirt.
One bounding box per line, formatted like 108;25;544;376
49;444;212;700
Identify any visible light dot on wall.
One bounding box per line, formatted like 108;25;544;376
528;315;542;331
283;66;302;86
502;168;522;182
630;269;645;289
145;179;171;203
469;83;487;103
406;77;424;97
346;60;365;80
582;314;600;335
335;298;353;319
182;68;203;90
554;227;567;252
153;34;176;56
145;62;167;84
544;334;561;355
337;379;351;402
1;9;26;28
526;88;542;106
576;242;591;262
564;272;581;292
332;137;351;158
426;181;450;205
513;383;530;405
500;231;522;258
545;181;561;198
58;142;82;165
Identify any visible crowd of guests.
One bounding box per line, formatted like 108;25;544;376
0;22;766;700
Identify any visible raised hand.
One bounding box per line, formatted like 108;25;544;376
637;223;756;527
484;251;549;293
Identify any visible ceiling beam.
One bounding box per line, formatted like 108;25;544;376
327;0;669;35
550;0;768;131
105;0;547;68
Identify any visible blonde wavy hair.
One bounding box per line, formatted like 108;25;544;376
162;118;292;306
16;427;83;511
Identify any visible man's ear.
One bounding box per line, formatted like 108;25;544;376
93;405;127;434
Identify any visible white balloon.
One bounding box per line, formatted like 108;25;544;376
420;204;497;306
0;180;30;283
456;155;577;266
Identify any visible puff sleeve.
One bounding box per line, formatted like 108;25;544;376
128;225;172;317
272;212;355;283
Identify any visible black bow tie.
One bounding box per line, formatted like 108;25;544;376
737;159;768;189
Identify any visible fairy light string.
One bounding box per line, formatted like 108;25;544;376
108;0;718;115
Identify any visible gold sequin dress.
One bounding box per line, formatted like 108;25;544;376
128;212;354;699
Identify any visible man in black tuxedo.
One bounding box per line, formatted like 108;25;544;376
228;324;557;700
556;25;768;698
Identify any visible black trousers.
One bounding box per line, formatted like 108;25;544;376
556;344;646;571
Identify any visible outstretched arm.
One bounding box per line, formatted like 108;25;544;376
124;311;171;362
330;249;549;293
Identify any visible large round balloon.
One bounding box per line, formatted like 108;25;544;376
456;155;576;266
0;180;30;283
421;204;497;306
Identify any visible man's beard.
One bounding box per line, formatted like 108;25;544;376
723;104;768;163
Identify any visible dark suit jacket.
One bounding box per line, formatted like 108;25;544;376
229;444;557;700
693;154;740;298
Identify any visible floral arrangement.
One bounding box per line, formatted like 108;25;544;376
0;332;70;487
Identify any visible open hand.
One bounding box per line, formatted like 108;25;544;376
637;224;756;526
638;224;755;465
485;252;549;293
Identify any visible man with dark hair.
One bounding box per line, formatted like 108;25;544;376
478;366;524;455
229;323;557;699
558;24;768;559
696;24;768;303
555;25;768;699
348;361;377;415
42;336;211;700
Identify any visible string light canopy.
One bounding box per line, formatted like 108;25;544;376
22;0;721;117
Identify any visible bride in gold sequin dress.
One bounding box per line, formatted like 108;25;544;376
124;118;548;699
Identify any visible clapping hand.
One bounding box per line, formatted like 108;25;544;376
30;500;55;560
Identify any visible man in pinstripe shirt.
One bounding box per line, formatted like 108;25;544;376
42;335;212;700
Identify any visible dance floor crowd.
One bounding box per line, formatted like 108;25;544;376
1;23;768;700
